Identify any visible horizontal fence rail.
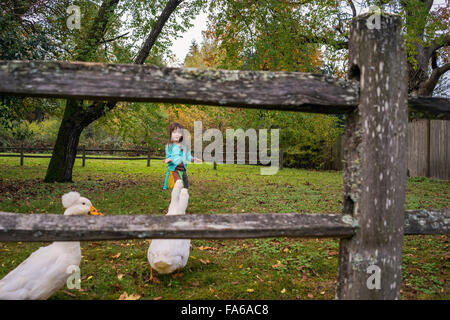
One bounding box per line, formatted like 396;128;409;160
0;60;359;114
0;60;448;119
408;97;450;120
0;147;163;167
0;147;283;168
0;209;447;242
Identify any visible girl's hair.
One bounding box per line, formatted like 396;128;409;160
167;122;184;145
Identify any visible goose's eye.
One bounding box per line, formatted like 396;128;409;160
82;202;86;205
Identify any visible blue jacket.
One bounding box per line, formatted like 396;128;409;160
163;143;193;189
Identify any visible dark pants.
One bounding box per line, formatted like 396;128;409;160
172;170;189;189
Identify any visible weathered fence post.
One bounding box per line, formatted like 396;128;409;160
82;146;86;167
336;13;408;299
20;144;24;166
213;160;217;170
147;147;151;167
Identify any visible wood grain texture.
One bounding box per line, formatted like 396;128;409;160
337;13;408;300
0;210;447;242
0;60;358;114
0;212;357;241
408;97;450;120
1;60;448;118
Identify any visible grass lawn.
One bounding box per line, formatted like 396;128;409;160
0;155;448;300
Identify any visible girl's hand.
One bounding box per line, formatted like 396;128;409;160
193;157;202;163
163;158;172;164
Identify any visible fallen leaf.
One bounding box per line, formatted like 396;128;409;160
246;289;254;293
281;288;286;294
198;246;218;251
200;259;210;265
282;247;289;253
86;275;93;281
153;296;163;300
118;292;140;300
191;281;200;287
117;274;123;280
307;293;314;298
326;250;338;256
272;260;284;269
320;291;325;295
111;252;121;259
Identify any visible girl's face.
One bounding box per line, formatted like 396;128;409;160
171;127;183;142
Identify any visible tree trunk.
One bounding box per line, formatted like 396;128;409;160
44;99;84;182
45;99;116;182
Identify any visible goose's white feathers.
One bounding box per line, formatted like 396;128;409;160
148;180;191;274
0;191;96;300
148;239;190;274
0;242;80;300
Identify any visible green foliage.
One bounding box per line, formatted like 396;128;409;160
0;3;64;128
98;102;168;152
207;0;342;72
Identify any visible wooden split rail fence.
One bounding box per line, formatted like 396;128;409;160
0;147;283;169
0;14;449;299
0;146;161;167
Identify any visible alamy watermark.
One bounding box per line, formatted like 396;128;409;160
66;5;81;30
66;265;81;290
366;6;382;30
179;121;280;175
366;264;381;290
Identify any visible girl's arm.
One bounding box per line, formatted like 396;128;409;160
188;151;202;163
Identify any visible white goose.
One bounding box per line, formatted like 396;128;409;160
148;180;191;280
0;191;103;300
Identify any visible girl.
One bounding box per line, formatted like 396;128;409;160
163;122;202;191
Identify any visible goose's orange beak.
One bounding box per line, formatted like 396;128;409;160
89;206;104;216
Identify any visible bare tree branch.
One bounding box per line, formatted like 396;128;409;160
74;0;120;61
99;32;129;44
347;0;357;17
134;0;184;64
87;0;184;118
426;35;450;58
418;62;450;96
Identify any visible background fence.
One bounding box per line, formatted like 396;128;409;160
0;147;283;169
408;119;450;180
323;119;449;180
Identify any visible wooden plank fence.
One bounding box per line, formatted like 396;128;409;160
0;13;449;300
408;119;450;180
327;120;450;179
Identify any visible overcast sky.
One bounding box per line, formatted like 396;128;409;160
169;9;208;67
